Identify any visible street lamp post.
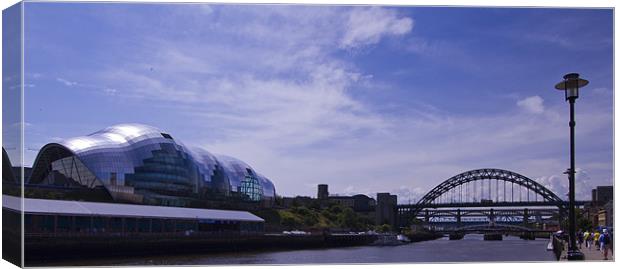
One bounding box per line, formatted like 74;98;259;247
554;73;588;261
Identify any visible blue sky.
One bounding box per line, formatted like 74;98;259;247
11;3;613;201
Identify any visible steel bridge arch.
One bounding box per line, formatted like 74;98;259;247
414;168;564;214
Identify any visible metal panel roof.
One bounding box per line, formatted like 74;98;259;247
2;195;263;222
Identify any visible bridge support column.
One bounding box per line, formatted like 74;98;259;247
523;208;529;227
489;208;495;226
424;209;430;223
456;209;462;227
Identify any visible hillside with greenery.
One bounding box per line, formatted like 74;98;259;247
253;204;376;232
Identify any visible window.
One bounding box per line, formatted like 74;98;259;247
163;219;175;232
152;219;162;233
110;172;117;186
57;216;72;232
25;215;33;232
125;218;137;233
109;217;123;233
138;218;151;233
75;216;91;233
239;173;263;202
93;217;106;232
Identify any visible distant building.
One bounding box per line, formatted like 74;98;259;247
591;186;613;206
597;199;613;228
281;196;315;208
3;195;265;236
585;186;614;228
329;194;376;212
318;184;329;199
585;206;600;228
376;192;397;228
328;195;355;208
313;184;376;212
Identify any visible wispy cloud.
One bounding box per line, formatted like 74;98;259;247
340;7;413;49
517;95;545;114
23;5;612;200
53;76;120;96
92;6;409;151
56;77;78;87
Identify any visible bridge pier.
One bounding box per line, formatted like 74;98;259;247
456;209;461;227
523;208;529;227
449;232;464;240
519;232;536;240
483;233;503;241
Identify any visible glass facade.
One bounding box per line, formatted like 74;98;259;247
214;156;276;199
2;147;16;184
28;124;276;207
240;172;263;202
46;156;101;188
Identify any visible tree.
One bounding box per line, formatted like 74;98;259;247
377;224;391;233
303;214;318;226
575;208;593;231
281;215;300;229
329;204;343;214
339;207;359;230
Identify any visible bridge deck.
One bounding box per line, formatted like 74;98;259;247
397;201;589;209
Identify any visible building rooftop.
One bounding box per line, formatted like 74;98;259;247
2;195;264;222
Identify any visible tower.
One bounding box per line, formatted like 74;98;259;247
318;184;328;199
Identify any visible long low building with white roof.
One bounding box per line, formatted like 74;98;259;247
3;195;264;235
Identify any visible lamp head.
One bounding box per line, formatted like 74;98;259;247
554;73;589;101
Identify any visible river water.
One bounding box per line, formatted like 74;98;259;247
38;234;557;266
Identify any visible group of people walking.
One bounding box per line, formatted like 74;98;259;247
578;228;613;260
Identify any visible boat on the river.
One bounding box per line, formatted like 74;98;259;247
397;234;411;243
371;234;410;246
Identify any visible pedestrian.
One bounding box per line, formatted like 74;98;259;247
600;229;612;260
578;230;584;249
584;230;591;248
594;230;601;251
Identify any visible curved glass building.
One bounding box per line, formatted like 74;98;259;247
27;124;276;208
2;147;17;184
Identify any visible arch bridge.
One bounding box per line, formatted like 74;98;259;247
396;168;588;228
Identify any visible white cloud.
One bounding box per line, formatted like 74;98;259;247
56;77;78;87
94;39;611;198
199;4;213;15
11;122;33;129
517;95;545;114
103;88;117;95
9;83;35;90
94;6;405;151
537;168;597;200
392;186;427;204
45;6;611;199
340;7;413;49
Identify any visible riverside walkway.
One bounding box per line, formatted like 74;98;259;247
560;245;614;261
